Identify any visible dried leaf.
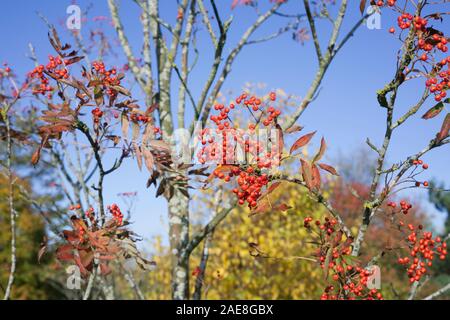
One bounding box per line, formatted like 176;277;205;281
142;124;154;145
149;139;171;152
142;146;154;173
121;112;129;141
131;122;140;141
285;125;303;134
133;142;143;171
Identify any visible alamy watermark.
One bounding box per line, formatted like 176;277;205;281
66;5;82;31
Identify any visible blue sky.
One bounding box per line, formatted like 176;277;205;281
1;0;449;243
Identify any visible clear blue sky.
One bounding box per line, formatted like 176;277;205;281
1;1;449;243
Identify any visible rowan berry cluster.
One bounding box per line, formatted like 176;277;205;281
92;107;104;123
91;61;120;97
199;92;282;207
107;203;123;225
387;200;412;214
130;113;150;123
303;216;383;300
398;224;447;283
426;56;449;102
28;54;75;98
321;268;383;300
376;0;396;7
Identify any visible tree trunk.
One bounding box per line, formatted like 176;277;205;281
168;189;190;300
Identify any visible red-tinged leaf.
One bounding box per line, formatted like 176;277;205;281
56;244;74;262
273;203;292;212
79;250;94;269
285;124;303;134
300;159;313;189
422;102;444;119
31;147;41;165
249;201;270;216
268;181;281;194
62;230;79;244
313;137;327;163
290;131;316;154
73;254;89;276
437;113;450;142
359;0;367;15
274;124;284;156
318;163;339;176
311;164;321;190
100;263;112;275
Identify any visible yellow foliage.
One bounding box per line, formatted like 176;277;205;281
146;183;329;299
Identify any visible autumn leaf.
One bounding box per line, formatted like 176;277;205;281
142;146;154;173
359;0;367;15
290;131;316;154
121;112;129;142
311;164;321;190
317;163;339;176
273;203;292;212
422;100;448;119
437;113;450;142
313;137;326;163
31;148;41;166
285;124;303;134
300;159;313;189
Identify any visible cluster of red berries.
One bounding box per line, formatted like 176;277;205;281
130;113;150;123
107;203;123;225
387;200;412;215
199;92;283;207
321;268;383;300
198;92;282;166
231;167;269;207
91;61;120;97
92;107;104;123
28;55;75;97
376;0;396;7
304;216;383;300
398;224;447;283
396;12;414;30
68;203;82;210
426;56;449;102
